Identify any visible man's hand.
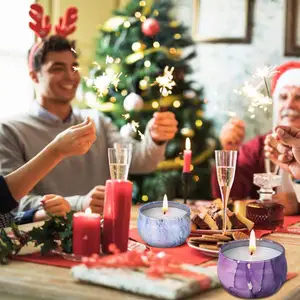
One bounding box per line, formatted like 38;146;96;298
265;126;300;179
148;112;178;143
41;194;71;217
82;185;105;214
219;118;245;150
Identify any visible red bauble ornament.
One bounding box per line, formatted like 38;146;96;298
141;18;160;36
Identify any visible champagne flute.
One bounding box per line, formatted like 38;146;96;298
215;150;237;234
108;148;131;180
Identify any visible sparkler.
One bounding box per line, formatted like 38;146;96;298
153;66;176;97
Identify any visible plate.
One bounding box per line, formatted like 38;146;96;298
190;227;248;236
187;240;219;257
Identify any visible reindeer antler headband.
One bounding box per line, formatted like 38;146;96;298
28;3;78;71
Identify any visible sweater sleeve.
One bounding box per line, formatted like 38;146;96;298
101;113;166;174
0;176;18;214
211;135;265;199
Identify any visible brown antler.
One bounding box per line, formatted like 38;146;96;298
55;7;78;37
28;3;51;38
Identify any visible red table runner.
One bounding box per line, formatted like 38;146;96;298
12;215;300;269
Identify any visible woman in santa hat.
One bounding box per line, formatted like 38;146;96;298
211;61;300;215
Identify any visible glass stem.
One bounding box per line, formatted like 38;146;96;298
221;187;230;234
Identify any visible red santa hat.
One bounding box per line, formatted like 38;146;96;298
272;61;300;97
271;61;300;126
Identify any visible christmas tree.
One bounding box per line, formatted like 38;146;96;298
82;0;217;203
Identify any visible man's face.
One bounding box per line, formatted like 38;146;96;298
278;86;300;128
34;50;80;103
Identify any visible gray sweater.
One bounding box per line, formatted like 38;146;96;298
0;102;166;212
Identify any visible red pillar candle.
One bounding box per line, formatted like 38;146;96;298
73;208;101;257
102;179;133;253
183;137;192;173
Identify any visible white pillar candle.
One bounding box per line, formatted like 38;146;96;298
143;207;187;219
224;246;281;262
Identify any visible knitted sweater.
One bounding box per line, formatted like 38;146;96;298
0;102;166;213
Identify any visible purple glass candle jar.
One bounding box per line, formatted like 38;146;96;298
218;239;287;298
138;201;191;248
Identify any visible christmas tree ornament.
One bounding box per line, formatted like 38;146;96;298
120;123;136;138
123;93;144;111
141;18;160;36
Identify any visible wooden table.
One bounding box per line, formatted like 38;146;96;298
1;206;300;300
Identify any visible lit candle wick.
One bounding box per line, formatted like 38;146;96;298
249;230;256;256
162;194;168;215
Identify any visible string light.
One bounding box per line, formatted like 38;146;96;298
139;0;146;6
139;79;148;90
169;48;177;55
153;41;160;48
174;33;181;39
193;175;200;182
110;97;117;103
142;195;149;201
153;10;159;16
169;20;179;28
173;100;181;108
152;101;159;109
144;60;151;68
135;12;142;18
132;42;142;52
195;120;203;127
124;21;131;28
140;16;146;22
121;89;128;96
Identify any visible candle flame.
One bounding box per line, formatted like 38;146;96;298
249;230;256;255
85;208;92;215
162;194;168;214
185;138;191;150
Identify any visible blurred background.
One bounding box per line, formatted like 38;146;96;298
0;0;298;202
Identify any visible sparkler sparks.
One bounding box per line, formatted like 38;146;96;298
73;66;81;73
121;113;145;140
153;66;176;97
122;113;130;120
253;65;277;79
90;58;123;97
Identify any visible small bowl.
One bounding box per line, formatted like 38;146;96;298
138;201;191;248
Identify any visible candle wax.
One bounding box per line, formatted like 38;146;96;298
143;207;187;219
73;212;101;256
183;150;192;173
224;246;281;261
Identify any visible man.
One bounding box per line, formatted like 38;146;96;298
0;35;178;218
211;61;300;215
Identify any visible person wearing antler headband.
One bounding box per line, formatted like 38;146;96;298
211;61;300;216
0;4;178;220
